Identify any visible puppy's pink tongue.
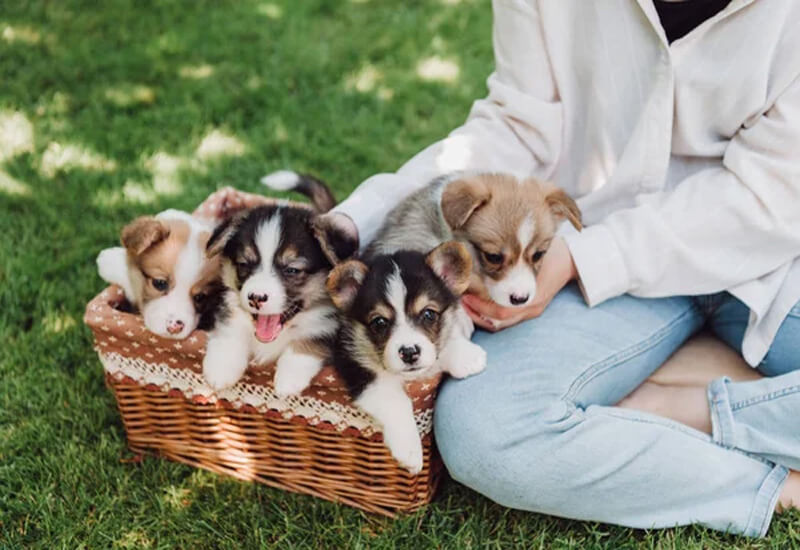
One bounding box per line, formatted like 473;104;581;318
255;314;282;343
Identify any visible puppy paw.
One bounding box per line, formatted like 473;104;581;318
203;346;247;391
273;351;321;397
384;429;424;475
273;365;310;397
441;339;486;379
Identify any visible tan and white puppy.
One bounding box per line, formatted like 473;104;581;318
97;210;223;339
367;172;582;307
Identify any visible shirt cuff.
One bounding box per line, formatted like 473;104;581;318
563;224;631;307
332;187;384;251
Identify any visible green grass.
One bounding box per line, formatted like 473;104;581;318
1;1;798;547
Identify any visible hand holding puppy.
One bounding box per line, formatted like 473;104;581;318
462;237;577;332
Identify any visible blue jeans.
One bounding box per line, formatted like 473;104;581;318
434;285;800;537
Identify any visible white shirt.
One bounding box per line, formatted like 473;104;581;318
335;0;800;366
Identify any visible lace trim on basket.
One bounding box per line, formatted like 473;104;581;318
97;351;434;437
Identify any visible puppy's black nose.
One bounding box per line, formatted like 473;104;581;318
398;345;421;365
510;293;530;306
248;293;269;308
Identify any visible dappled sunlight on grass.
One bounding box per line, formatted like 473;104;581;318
274;120;289;142
345;64;382;93
416;56;460;83
162;485;193;509
256;3;283;19
40;142;117;178
344;64;394;100
147;151;185;195
116;529;154;549
246;75;263;90
0;110;34;161
195;129;247;160
124;179;164;204
104;84;156;107
2;23;42;45
34;91;71;117
0;169;31;196
178;64;215;79
42;312;77;334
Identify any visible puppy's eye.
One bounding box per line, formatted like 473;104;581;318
283;266;302;276
193;292;206;305
151;278;168;292
235;259;252;268
368;316;389;333
482;251;504;265
420;308;439;323
532;250;546;262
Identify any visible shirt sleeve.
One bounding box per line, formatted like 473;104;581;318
564;74;800;306
334;0;562;247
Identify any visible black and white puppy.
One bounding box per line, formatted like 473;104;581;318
202;203;358;393
326;241;473;473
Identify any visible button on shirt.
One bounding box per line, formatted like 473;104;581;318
335;0;800;366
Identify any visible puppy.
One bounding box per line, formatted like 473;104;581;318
367;172;583;308
201;204;358;392
327;241;473;473
96;209;225;339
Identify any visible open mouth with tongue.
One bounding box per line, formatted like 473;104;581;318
252;301;303;343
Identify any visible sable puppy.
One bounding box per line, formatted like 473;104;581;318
327;241;474;473
367;172;582;308
96;209;225;339
201;204;358;392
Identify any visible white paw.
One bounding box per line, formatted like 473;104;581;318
202;346;247;391
273;365;311;397
384;428;424;475
441;339;486;379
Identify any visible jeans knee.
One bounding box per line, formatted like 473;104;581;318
762;316;800;376
434;380;571;508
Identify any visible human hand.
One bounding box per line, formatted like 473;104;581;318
462;237;577;332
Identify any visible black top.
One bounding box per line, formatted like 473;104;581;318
653;0;733;43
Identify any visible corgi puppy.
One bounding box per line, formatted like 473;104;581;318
201;204;358;392
366;172;583;309
326;241;473;473
96;209;225;339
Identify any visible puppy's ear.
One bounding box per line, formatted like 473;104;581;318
121;217;170;256
426;241;472;296
546;188;582;231
205;213;245;258
326;260;368;310
312;212;359;265
441;176;491;229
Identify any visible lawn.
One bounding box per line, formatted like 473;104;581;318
1;1;798;548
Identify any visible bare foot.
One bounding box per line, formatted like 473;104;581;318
777;471;800;512
618;381;712;434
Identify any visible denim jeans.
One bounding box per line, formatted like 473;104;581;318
434;285;800;537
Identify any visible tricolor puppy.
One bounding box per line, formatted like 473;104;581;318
367;172;583;309
201;203;358;392
96;209;224;339
326;241;474;473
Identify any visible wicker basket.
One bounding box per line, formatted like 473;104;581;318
85;192;446;515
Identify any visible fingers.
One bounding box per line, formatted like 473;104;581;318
462;295;512;320
462;301;500;332
462;294;539;322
